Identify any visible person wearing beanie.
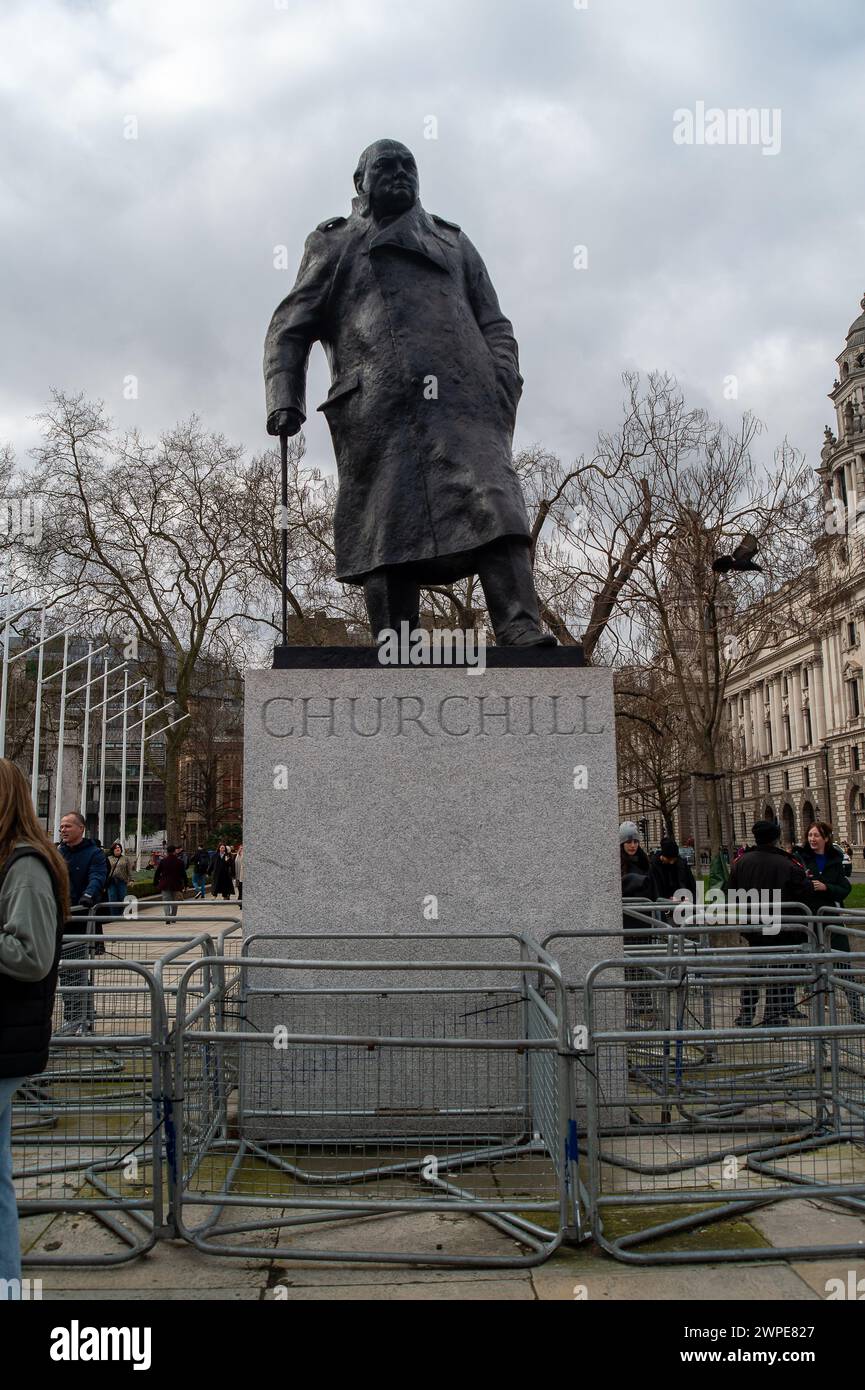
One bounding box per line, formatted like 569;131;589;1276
619;824;655;898
619;822;658;1022
728;819;814;1027
650;836;697;901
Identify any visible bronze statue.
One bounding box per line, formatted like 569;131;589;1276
264;139;554;646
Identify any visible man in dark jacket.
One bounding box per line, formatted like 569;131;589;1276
728;820;814;1026
154;847;187;922
264;139;554;647
58;813;108;911
651;837;697;901
58;812;108;1031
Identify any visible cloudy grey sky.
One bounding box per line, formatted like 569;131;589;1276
1;0;863;481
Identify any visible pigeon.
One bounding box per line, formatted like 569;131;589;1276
712;533;762;574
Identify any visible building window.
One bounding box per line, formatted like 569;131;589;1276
783;715;791;751
848;621;858;648
765;723;773;755
765;774;771;792
854;745;862;772
803;666;809;690
783;770;790;790
804;709;813;745
849;680;862;720
740;780;745;798
782;674;789;697
804;765;811;787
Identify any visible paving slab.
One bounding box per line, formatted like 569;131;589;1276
748;1198;865;1257
41;1288;262;1301
531;1260;817;1300
266;1278;534;1300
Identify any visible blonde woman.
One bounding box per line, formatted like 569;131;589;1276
0;759;70;1294
234;843;244;905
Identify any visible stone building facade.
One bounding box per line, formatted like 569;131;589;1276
725;291;865;857
618;290;865;862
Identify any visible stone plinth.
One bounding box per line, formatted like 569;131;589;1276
241;649;621;1137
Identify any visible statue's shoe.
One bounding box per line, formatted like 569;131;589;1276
502;629;557;647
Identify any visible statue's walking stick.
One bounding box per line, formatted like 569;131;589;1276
280;430;289;649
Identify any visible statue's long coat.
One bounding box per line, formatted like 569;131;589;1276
263;199;531;583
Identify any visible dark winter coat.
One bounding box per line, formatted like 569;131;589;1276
794;842;851;949
650;852;697;901
153;854;187;894
264;198;531;583
211;853;234;896
727;844;813;947
0;846;66;1079
58;836;108;909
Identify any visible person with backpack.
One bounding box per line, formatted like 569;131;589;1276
0;759;70;1294
191;846;210;899
153;846;188;922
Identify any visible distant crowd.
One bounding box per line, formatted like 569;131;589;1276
618;816;862;1028
618;817;852;913
49;812;244;927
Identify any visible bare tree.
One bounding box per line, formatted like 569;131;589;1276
6;392;250;841
616;669;693;837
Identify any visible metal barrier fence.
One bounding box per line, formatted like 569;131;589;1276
170;935;581;1267
11;908;865;1268
14;911;242;1266
581;944;865;1263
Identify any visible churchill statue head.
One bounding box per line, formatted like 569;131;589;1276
353;139;419;221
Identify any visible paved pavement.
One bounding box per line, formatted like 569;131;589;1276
20;1198;865;1301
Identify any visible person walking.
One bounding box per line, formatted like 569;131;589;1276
233;843;244;905
796;821;860;1022
211;844;234;902
191;846;210;900
729;819;814;1027
0;759;70;1295
619;821;657;1024
153;846;187;922
105;841;132;917
57;811;108;1031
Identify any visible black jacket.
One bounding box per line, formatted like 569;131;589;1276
728;844;813;946
793;842;850;907
650;852;697;901
0;847;65;1079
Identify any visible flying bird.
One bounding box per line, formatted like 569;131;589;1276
712;534;762;574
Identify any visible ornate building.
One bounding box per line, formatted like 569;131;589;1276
725;291;865;854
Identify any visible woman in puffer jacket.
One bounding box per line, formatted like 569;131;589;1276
0;759;69;1295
